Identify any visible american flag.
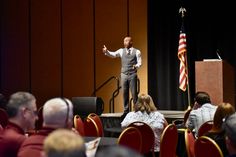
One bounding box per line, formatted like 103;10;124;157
178;24;188;91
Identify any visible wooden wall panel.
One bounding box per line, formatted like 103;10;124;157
63;0;94;98
0;0;30;97
0;0;148;113
129;0;147;95
95;0;127;113
31;0;61;106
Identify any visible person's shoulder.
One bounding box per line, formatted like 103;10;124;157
202;103;217;109
150;111;165;119
1;129;26;146
133;48;141;52
152;111;163;116
126;111;136;116
189;109;199;116
20;134;45;147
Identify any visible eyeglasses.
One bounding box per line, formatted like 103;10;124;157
25;107;38;116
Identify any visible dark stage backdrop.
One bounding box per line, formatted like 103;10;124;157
148;0;236;110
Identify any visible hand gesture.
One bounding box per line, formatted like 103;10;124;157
103;45;108;53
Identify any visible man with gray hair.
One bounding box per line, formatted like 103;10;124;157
0;91;38;157
17;97;74;157
223;112;236;157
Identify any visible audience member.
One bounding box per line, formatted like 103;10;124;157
0;91;38;157
42;128;86;157
121;93;168;157
223;112;236;157
96;145;144;157
18;98;74;157
186;91;217;136
205;102;235;156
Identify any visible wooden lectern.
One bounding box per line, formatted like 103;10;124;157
195;60;235;106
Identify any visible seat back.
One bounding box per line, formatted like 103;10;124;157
88;113;104;136
128;121;155;155
198;120;213;137
84;113;103;137
73;114;85;136
0;108;8;128
185;128;195;157
195;136;223;157
159;124;178;157
84;117;99;137
118;126;142;153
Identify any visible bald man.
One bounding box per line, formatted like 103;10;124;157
103;36;142;118
17;98;74;157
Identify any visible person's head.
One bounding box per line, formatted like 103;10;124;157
223;112;236;154
134;94;157;114
43;129;86;157
96;145;143;157
123;36;133;48
43;98;73;129
6;91;38;131
212;102;235;131
194;91;211;106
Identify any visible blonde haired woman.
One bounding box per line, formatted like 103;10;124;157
121;94;168;157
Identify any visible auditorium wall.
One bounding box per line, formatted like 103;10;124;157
0;0;147;113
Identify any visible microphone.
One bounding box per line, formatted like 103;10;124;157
216;49;222;60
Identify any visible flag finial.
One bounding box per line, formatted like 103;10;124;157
179;7;186;18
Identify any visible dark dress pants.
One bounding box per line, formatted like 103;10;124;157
121;73;138;113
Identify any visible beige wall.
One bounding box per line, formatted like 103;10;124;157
0;0;147;113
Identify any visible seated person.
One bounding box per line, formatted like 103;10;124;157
0;92;38;157
223;112;236;157
17;98;74;157
205;102;235;156
186;91;217;137
42;128;86;157
121;93;168;157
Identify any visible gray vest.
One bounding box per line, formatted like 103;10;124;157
121;48;137;75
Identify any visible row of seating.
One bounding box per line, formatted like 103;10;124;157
161;123;223;157
75;114;156;156
1;106;221;157
118;121;155;156
74;113;104;137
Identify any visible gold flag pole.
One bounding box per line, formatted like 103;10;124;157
179;7;191;111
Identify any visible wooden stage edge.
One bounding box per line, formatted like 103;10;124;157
101;110;185;119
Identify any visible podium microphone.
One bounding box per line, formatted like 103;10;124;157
216;49;222;60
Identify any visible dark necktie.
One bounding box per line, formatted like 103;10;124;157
127;49;131;55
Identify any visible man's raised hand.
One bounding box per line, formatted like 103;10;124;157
102;45;108;53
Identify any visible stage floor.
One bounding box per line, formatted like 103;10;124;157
101;110;185;119
100;110;186;137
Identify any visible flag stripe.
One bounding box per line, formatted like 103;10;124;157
178;25;188;91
